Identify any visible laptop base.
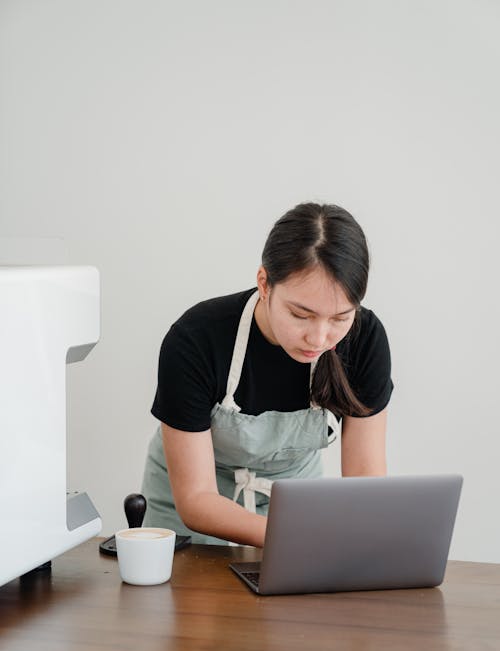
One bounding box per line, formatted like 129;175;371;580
230;562;262;593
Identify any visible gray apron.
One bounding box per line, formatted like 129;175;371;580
141;290;339;544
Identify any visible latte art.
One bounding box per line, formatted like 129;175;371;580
117;527;174;540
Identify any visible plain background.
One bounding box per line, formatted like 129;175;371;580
1;0;499;562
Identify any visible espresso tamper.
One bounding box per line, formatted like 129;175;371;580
124;493;147;528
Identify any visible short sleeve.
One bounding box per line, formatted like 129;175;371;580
341;309;394;417
151;323;216;432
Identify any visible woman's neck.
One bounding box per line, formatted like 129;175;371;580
253;296;279;345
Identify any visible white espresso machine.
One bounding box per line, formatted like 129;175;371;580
0;266;102;587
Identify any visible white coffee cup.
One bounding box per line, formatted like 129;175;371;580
115;527;176;586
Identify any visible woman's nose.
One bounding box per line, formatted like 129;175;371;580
305;322;330;349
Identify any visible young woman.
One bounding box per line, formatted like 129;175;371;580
141;203;393;547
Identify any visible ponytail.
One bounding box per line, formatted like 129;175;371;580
311;315;371;417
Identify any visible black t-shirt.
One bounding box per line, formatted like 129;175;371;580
151;288;394;432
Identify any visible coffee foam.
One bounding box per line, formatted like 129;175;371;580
117;528;174;540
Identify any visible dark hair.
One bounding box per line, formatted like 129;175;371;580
261;202;371;417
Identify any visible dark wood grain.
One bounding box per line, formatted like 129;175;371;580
0;539;499;650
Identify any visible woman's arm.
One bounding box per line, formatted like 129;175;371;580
340;407;388;476
161;423;267;547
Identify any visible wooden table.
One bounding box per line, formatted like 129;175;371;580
0;539;499;650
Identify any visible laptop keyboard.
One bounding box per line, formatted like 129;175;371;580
242;571;260;589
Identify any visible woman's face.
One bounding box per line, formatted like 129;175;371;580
255;265;356;363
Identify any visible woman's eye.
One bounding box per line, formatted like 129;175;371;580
289;310;351;323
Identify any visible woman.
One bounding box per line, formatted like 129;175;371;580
141;203;393;547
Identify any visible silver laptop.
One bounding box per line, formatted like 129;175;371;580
230;474;463;595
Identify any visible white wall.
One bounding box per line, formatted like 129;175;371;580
1;0;499;562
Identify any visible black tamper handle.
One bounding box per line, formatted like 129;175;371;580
124;493;147;528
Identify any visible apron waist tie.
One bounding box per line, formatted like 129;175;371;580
233;467;273;514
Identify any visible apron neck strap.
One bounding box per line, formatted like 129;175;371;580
221;290;260;410
309;358;318;390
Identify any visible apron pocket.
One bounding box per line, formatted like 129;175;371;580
262;447;317;473
270;447;314;460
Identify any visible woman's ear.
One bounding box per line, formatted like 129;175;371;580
256;265;270;301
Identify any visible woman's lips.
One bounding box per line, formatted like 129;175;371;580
300;349;323;358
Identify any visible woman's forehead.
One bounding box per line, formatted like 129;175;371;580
274;267;354;313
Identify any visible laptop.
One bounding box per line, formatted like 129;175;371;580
230;474;463;595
